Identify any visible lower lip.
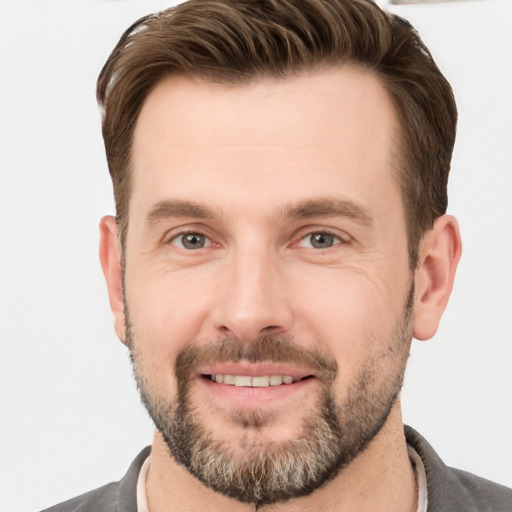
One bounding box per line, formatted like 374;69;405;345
198;376;316;407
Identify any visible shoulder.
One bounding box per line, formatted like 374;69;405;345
447;467;512;511
38;446;151;512
405;425;512;511
40;482;119;512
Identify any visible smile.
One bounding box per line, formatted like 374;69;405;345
207;374;310;387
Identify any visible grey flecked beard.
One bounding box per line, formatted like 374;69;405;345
126;285;413;507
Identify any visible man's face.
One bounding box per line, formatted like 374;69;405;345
123;67;414;504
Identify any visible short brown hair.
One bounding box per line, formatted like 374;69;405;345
97;0;457;268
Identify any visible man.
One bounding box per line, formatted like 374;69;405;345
43;0;511;510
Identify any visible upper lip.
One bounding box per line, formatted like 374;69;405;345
195;362;316;379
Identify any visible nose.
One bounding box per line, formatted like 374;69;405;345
211;247;293;341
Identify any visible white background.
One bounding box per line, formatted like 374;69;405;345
1;1;511;510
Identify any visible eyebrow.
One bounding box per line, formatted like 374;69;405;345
145;196;373;228
279;197;373;227
146;199;218;227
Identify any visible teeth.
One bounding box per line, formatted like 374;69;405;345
234;375;252;387
223;374;235;385
252;376;270;387
270;375;283;386
210;374;302;387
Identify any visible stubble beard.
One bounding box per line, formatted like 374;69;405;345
126;286;414;507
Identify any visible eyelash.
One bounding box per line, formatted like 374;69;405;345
294;229;348;249
166;228;349;251
168;230;213;249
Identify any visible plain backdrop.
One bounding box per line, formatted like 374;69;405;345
1;1;511;511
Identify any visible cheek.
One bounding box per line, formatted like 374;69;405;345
127;264;210;336
124;272;212;396
291;268;404;378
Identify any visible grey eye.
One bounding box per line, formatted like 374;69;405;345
310;233;335;248
172;233;209;250
299;232;341;249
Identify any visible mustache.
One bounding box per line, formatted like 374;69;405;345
175;334;338;384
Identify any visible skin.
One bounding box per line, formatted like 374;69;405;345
100;66;461;511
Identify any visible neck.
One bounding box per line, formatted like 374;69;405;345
145;402;417;512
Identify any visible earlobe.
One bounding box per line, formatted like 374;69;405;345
99;215;127;343
413;215;462;341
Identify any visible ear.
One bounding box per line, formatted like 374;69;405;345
413;215;462;341
99;215;127;343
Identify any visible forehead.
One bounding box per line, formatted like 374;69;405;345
130;67;400;222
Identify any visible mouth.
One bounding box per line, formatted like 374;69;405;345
194;364;318;407
204;374;314;387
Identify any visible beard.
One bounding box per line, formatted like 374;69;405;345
126;285;414;507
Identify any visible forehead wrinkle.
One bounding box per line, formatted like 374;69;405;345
145;199;221;227
276;197;374;227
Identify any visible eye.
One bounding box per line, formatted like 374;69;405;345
170;232;211;250
298;232;343;249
